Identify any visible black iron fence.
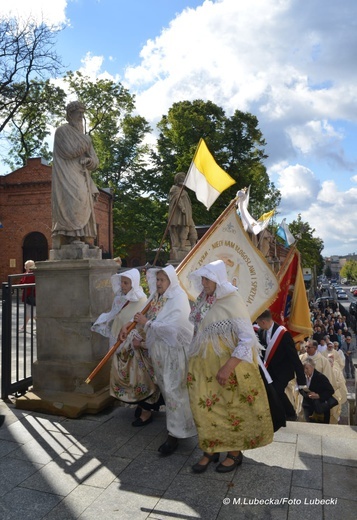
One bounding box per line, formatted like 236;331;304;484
1;274;36;400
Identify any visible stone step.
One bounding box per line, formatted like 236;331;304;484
281;420;357;439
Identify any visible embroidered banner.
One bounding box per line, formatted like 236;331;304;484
177;200;279;321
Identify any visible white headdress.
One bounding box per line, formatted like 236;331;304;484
188;260;237;299
146;264;182;299
111;268;145;301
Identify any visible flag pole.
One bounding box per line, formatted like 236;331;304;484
85;299;152;384
152;139;203;266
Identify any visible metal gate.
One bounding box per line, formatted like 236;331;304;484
1;274;37;400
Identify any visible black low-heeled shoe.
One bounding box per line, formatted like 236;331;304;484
158;435;178;456
192;452;219;473
215;452;243;473
131;414;153;427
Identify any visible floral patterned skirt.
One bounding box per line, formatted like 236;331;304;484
110;344;160;405
188;342;274;453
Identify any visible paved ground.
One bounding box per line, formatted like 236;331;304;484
1;295;356;519
0;395;356;520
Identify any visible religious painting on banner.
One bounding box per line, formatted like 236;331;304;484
176;200;279;321
269;247;312;342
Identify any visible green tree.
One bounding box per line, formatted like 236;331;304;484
340;260;357;282
287;214;324;273
147;100;280;229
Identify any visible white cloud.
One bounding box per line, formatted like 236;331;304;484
1;0;68;27
124;0;357;129
273;163;321;212
286;120;342;155
301;184;357;255
121;0;357;255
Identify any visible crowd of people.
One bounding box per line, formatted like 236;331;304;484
90;261;356;474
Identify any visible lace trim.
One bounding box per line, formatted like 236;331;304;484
146;321;192;353
190;317;260;361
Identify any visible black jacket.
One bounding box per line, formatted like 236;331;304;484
302;369;335;404
258;322;305;388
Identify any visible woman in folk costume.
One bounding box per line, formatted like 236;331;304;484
91;269;158;407
187;260;274;474
130;264;196;455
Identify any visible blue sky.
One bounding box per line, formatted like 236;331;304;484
2;0;357;257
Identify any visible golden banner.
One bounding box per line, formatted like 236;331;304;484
177;201;279;321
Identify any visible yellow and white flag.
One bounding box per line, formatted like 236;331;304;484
177;200;279;321
185;138;236;210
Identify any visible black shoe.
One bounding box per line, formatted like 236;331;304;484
131;414;153;427
192;452;219;473
158;435;178;456
0;415;4;429
216;452;243;473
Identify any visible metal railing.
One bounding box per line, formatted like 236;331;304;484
1;274;36;400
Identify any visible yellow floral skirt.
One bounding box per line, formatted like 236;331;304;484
188;342;274;453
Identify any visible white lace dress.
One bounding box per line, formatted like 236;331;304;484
143;289;197;439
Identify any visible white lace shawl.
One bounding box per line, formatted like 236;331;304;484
143;288;193;353
189;290;262;362
91;268;146;339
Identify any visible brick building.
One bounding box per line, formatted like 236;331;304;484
0;158;113;284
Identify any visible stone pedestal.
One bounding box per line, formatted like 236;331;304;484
169;246;191;263
16;258;118;418
49;241;102;260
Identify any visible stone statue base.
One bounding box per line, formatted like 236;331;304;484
50;241;102;261
15;258;117;418
169;246;191;263
15;388;113;419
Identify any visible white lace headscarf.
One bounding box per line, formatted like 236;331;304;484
144;264;194;352
91;268;146;339
111;268;145;302
146;264;183;299
188;260;237;299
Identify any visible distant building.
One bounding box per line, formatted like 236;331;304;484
0;158;113;284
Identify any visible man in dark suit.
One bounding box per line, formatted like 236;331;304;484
300;358;336;423
256;309;305;421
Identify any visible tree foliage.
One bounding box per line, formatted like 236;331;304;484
287;214;324;274
146;100;280;228
340;260;357;282
0;16;63;134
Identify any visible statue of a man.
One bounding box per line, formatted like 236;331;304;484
168;172;197;258
51;101;100;249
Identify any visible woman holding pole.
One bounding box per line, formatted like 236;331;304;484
91;269;159;415
125;264;196;455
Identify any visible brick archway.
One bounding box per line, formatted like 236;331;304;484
22;232;48;266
